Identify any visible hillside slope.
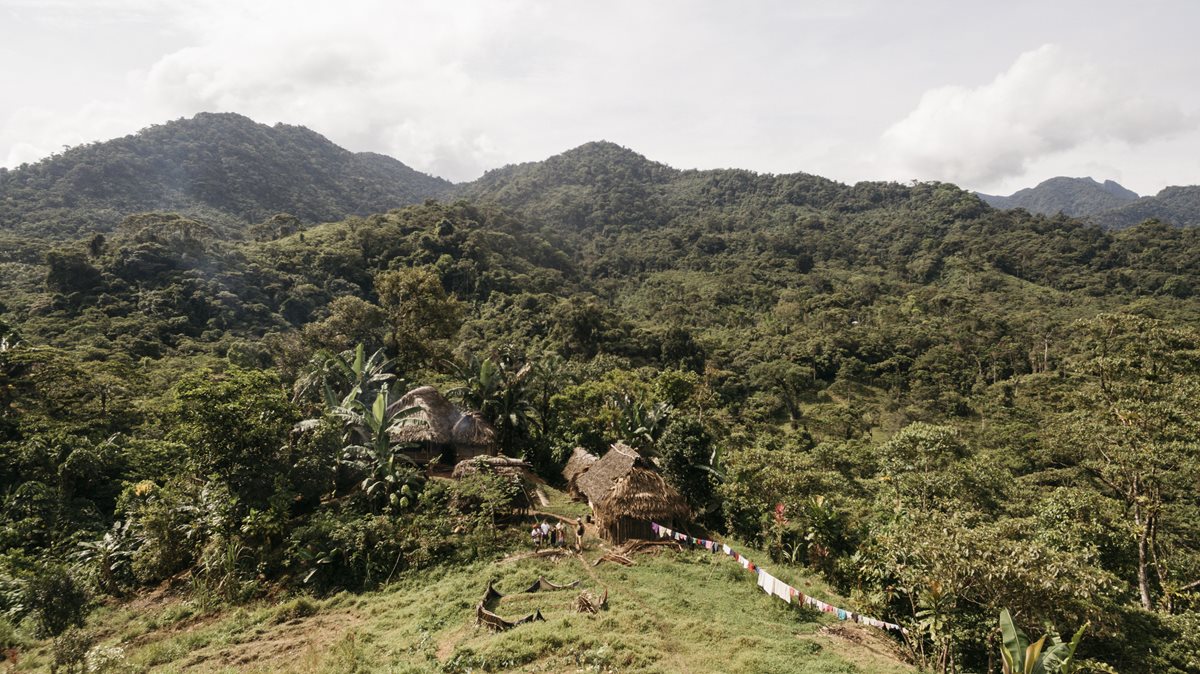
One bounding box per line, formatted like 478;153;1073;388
0;113;451;238
1090;185;1200;229
12;545;914;673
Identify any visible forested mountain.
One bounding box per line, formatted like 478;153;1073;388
977;176;1139;216
1091;185;1200;229
980;176;1200;230
0;113;451;238
4;125;1200;672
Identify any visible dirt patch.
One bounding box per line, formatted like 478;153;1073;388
201;611;364;671
801;623;912;672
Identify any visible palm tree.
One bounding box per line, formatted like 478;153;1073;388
449;353;538;456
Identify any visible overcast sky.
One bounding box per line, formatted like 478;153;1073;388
2;0;1198;196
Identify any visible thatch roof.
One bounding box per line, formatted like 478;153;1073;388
452;411;495;448
575;443;640;505
573;443;688;524
562;447;599;489
387;386;496;452
605;465;689;522
451;455;534;480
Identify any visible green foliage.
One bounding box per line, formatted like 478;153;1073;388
657;416;718;517
170;367;299;509
8;126;1200;672
334;387;426;513
449;351;539;457
998;608;1088;674
24;564;89;637
49;626;93;674
0;112;451;239
374;266;462;370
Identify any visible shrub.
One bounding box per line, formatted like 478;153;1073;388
24;565;89;638
272;596;318;624
49;627;93;674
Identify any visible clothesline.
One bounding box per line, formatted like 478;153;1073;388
651;522;908;635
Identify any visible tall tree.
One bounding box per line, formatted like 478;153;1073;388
1057;314;1200;611
374;267;462;370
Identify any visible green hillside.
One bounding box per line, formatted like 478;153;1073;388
1090;185;1200;229
9;502;915;674
0;113;451;239
2;124;1200;673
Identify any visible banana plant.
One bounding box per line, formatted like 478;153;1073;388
999;609;1088;674
449;353;539;455
334;388;426;512
294;343;398;410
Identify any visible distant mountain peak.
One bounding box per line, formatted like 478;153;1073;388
978;176;1139;217
550;140;669;171
0;112;452;238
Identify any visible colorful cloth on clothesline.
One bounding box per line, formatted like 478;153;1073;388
650;522;907;635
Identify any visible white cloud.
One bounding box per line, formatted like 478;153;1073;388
881;44;1193;188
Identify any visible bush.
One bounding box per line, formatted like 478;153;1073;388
0;615;28;653
49;627;93;674
272;596;318;624
24;565;89;637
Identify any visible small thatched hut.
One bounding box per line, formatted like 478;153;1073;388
388;386;497;463
562;447;599;497
566;443;689;544
452;455;538;510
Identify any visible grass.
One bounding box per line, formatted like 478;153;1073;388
10;538;915;674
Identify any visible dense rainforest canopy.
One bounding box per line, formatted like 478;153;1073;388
1;117;1199;672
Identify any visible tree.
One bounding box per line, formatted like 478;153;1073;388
292;343;398;411
333;388;426;513
657;416;718;516
374;267;462;369
1055;315;1200;612
302;296;387;354
449;353;538;457
170;368;299;509
876;423;969;512
44;250;103;297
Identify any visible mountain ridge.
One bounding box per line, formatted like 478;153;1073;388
976;176;1139;216
0;112;452;238
5;113;1200;240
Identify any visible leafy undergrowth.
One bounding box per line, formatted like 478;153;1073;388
11;546;914;673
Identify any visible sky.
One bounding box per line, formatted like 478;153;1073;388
1;0;1198;196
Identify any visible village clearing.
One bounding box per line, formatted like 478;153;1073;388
7;481;912;673
9;537;915;673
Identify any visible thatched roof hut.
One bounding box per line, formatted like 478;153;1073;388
451;455;534;480
575;443;639;505
388;386;496;462
566;443;689;544
562;447;599;496
452;455;537;510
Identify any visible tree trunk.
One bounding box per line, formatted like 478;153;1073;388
1136;504;1154;611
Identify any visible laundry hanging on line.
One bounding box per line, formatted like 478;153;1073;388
651;522;908;635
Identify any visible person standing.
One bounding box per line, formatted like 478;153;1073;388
554;521;565;547
575;517;585;552
531;523;542;550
